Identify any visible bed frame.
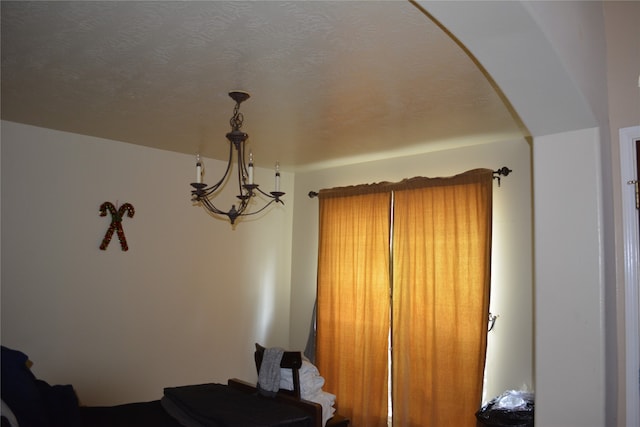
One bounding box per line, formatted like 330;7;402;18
228;378;324;427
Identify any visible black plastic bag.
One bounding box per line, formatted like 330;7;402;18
475;390;534;427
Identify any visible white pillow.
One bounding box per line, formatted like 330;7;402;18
279;361;336;426
280;360;324;395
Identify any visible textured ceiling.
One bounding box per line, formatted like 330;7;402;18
1;1;526;171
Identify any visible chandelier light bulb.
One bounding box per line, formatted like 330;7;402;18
196;154;203;184
248;151;254;185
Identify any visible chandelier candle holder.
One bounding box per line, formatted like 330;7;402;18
190;91;285;225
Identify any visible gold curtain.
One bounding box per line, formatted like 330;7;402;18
315;169;493;427
391;169;493;426
316;187;392;427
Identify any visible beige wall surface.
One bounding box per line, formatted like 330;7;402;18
604;1;640;134
289;138;533;403
0;121;294;405
0;122;532;409
533;128;607;427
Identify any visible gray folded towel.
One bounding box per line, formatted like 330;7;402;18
257;347;284;397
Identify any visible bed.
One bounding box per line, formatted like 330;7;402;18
78;379;316;427
0;345;346;427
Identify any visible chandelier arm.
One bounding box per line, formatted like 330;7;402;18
205;139;235;197
235;188;251;209
199;196;227;216
200;192;250;222
240;142;252;190
236;142;248;197
227;195;252;224
254;186;282;200
196;143;235;200
234;198;278;217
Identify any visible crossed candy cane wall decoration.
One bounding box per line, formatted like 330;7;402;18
99;202;135;251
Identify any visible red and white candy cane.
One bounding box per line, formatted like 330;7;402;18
99;202;135;251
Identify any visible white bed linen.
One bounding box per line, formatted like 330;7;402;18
280;360;336;426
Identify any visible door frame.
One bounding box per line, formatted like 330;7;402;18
620;125;639;427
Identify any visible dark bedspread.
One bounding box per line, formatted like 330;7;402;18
80;401;183;427
1;346;81;427
1;346;313;427
162;383;313;427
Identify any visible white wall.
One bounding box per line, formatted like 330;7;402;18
0;121;294;405
1;121;533;408
533;128;606;426
289;138;533;402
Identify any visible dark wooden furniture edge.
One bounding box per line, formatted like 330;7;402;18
228;378;323;427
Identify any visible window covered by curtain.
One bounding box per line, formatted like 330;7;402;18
316;188;392;427
392;170;493;426
315;170;493;427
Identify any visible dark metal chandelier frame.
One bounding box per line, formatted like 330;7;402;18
190;91;284;224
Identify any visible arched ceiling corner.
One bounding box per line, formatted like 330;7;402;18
417;0;597;139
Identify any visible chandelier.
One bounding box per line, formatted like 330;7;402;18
190;91;285;224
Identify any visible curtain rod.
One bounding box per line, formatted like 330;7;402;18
307;166;512;198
